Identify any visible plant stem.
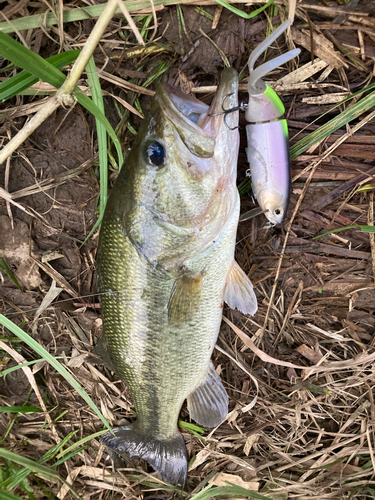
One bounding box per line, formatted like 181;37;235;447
0;0;119;166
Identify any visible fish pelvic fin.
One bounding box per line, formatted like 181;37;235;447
168;273;203;324
187;361;228;427
100;425;187;486
224;261;258;315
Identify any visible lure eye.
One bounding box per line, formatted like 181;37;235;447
274;208;282;216
147;141;165;166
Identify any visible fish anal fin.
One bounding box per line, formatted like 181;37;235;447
101;425;187;486
85;334;116;373
168;273;203;324
224;261;258;315
187;361;228;427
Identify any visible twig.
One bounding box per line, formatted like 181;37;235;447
4;146;13;228
260;161;320;341
293;109;375;184
117;0;145;46
0;0;120;166
368;191;375;281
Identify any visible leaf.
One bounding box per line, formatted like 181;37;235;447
212;0;275;19
0;32;65;89
0;315;111;433
0;406;42;414
0;33;123;172
0;358;62;378
291;86;375;159
56;430;107;459
0;492;26;500
0;449;60;481
0;258;22;291
0;449;80;500
85;57;108;214
190;483;273;500
178;420;205;435
0;50;80;102
313;225;375;239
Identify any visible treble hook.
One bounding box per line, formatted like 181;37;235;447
208;93;247;130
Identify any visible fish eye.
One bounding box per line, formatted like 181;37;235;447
146;141;166;166
274;208;282;216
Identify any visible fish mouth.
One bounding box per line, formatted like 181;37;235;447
155;68;239;157
163;83;210;125
164;67;238;128
199;67;239;131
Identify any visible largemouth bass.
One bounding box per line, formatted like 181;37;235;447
96;68;257;485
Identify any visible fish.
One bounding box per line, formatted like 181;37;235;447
95;67;258;485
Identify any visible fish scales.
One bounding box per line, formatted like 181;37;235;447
96;68;258;485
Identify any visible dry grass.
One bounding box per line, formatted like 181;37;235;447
1;0;375;499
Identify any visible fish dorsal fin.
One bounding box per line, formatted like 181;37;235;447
187;361;228;427
224;261;258;315
168;273;203;324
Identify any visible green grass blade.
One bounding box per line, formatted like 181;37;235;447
56;430;106;459
1;466;34;492
0;492;25;500
0;358;63;378
43;432;78;462
314;225;375;239
357;182;375;193
0;450;59;481
0;315;111;432
0;33;123;170
0;258;22;291
0;406;42;414
2;432;78;491
0;50;79;101
0;449;80;500
190;483;274;500
291;89;375;159
238;178;252;196
0;32;65;88
81;212;103;246
74;92;124;169
212;0;275;19
86;57;108;214
178;420;205;435
52;446;86;467
0;0;217;34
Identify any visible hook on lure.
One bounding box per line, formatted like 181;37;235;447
208;93;247;130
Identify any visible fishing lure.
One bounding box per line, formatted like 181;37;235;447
215;21;300;225
245;20;300;225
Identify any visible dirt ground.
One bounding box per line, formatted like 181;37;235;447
1;0;375;499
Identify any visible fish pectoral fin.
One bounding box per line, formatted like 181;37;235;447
101;425;187;486
168;273;203;324
85;334;116;373
224;260;258;315
187;361;228;427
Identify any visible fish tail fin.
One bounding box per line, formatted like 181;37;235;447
100;425;187;486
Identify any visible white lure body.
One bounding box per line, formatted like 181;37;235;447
246;119;290;224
